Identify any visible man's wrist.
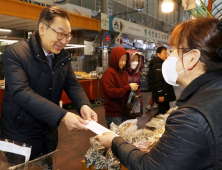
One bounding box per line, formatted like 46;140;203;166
80;104;92;110
80;105;87;112
61;112;68;123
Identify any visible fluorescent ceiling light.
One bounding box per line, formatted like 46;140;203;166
64;46;81;49
162;0;174;13
143;44;146;50
66;44;77;46
65;44;86;49
0;28;11;32
0;39;18;43
66;44;86;47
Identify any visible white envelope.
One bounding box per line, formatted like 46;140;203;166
84;120;118;136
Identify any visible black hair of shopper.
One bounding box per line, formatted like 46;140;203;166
156;46;166;54
38;6;70;26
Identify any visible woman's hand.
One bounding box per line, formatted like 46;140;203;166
129;83;139;91
97;132;117;148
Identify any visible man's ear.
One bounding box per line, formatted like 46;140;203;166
186;49;201;70
157;53;160;58
38;22;45;36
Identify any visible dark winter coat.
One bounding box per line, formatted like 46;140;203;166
101;47;131;117
111;69;222;170
1;31;91;160
126;49;144;109
149;56;176;102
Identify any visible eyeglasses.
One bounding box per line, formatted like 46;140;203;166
167;48;191;55
41;21;73;42
168;48;204;62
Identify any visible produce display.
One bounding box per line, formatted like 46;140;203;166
85;107;178;170
81;71;98;79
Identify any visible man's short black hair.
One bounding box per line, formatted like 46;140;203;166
156;46;166;54
38;6;70;26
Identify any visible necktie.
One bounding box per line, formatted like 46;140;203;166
46;54;53;68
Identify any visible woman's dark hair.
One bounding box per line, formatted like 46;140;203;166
156;46;166;54
38;6;70;26
169;18;222;72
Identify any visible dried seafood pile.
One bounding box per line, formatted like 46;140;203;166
85;107;178;170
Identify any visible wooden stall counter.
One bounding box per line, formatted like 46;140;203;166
81;160;128;170
61;78;104;105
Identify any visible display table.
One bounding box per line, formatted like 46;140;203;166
81;160;128;170
61;78;104;105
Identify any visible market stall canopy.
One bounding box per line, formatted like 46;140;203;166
0;0;101;31
0;14;81;31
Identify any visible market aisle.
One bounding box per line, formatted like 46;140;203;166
56;85;184;170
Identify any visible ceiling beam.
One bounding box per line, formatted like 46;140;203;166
1;20;37;27
5;23;37;29
0;0;101;31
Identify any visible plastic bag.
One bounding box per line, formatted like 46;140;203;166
85;136;120;170
133;140;155;153
106;149;120;170
124;91;141;119
85;137;107;168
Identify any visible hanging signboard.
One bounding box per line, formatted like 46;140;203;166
101;13;109;30
109;16;170;43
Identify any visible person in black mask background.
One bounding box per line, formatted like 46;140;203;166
149;46;176;116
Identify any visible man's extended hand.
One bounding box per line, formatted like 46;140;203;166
158;96;164;102
80;105;98;122
62;112;89;131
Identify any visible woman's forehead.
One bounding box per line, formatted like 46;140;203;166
121;54;127;59
132;54;139;59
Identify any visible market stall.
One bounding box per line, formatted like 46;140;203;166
61;78;104;105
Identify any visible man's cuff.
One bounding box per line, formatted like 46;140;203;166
57;109;67;127
111;137;126;156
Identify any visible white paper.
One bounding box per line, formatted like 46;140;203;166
84;120;118;136
0;141;31;162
